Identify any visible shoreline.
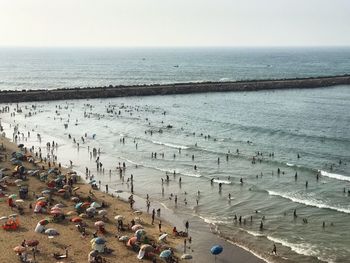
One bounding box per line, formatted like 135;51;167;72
0;74;349;103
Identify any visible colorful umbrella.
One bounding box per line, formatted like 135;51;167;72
94;221;104;227
160;249;172;258
71;217;82;223
75;202;83;209
210;245;223;255
57;189;66;194
25;240;39;247
114;215;124;221
98;210;107;216
13;246;26;253
9;194;17;199
131;224;143;231
127;237;137;247
90;202;101;208
39;219;49;225
93;237;106;245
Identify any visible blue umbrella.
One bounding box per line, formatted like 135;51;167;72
159;249;172;258
94;237;106;245
210;245;223;255
75;202;83;209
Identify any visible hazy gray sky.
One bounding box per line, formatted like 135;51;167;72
1;0;349;47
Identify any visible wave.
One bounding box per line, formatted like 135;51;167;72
319;170;350;182
151;140;189;150
213;179;232;185
286;163;295;167
268;190;350;214
182;172;202;178
266;236;331;263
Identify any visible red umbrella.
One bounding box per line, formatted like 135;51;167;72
25;240;39;247
71;217;82;223
82;202;90;208
57;189;66;194
36;201;47;207
127;237;138;247
39;219;49;225
50;210;63;215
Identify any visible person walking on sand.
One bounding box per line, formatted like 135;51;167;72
185;220;189;233
272;244;277;255
152;209;155;225
158;221;162;232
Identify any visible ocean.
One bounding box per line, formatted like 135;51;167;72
0;47;350;262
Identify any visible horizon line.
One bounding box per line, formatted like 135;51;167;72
0;45;350;49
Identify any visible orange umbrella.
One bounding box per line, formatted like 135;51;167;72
127;237;138;247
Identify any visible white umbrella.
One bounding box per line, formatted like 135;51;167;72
98;210;107;216
14;179;23;184
37;197;46;201
0;216;8;220
159;233;168;241
114;215;124;221
181;254;193;260
118;236;129;242
15;199;24;203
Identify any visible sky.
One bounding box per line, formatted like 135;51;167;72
0;0;349;47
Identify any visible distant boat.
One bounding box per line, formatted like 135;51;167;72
173;65;179;68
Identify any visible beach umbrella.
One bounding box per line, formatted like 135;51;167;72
133;210;142;215
90;202;101;208
71;217;82;223
0;216;8;220
140;244;153;252
86;207;96;213
160;249;172;258
98;210;107;216
82;202;91;208
73;187;80;192
93;237;106;245
131;224;143;231
137;244;153;260
14;179;23;184
41;190;51;195
50;210;63;215
114;215;124;221
45;228;59;236
53;203;64;208
25;240;39;247
9;194;17;199
181;254;193;260
57;189;66;194
127;237;137;247
135;229;146;240
211;245;223;261
159;233;168;241
79;213;88;218
37;197;46;201
36;201;47;207
94;221;104;227
13;246;26;253
75;202;83;209
39;219;49;225
71;197;79;202
66;211;77;216
118;236;129;242
15;199;24;204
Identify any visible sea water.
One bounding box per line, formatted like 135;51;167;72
0;48;350;262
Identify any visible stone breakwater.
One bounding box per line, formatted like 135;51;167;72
0;74;349;103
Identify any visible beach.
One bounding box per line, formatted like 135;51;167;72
0;136;183;262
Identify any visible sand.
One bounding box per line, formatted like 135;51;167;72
0;136;182;263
